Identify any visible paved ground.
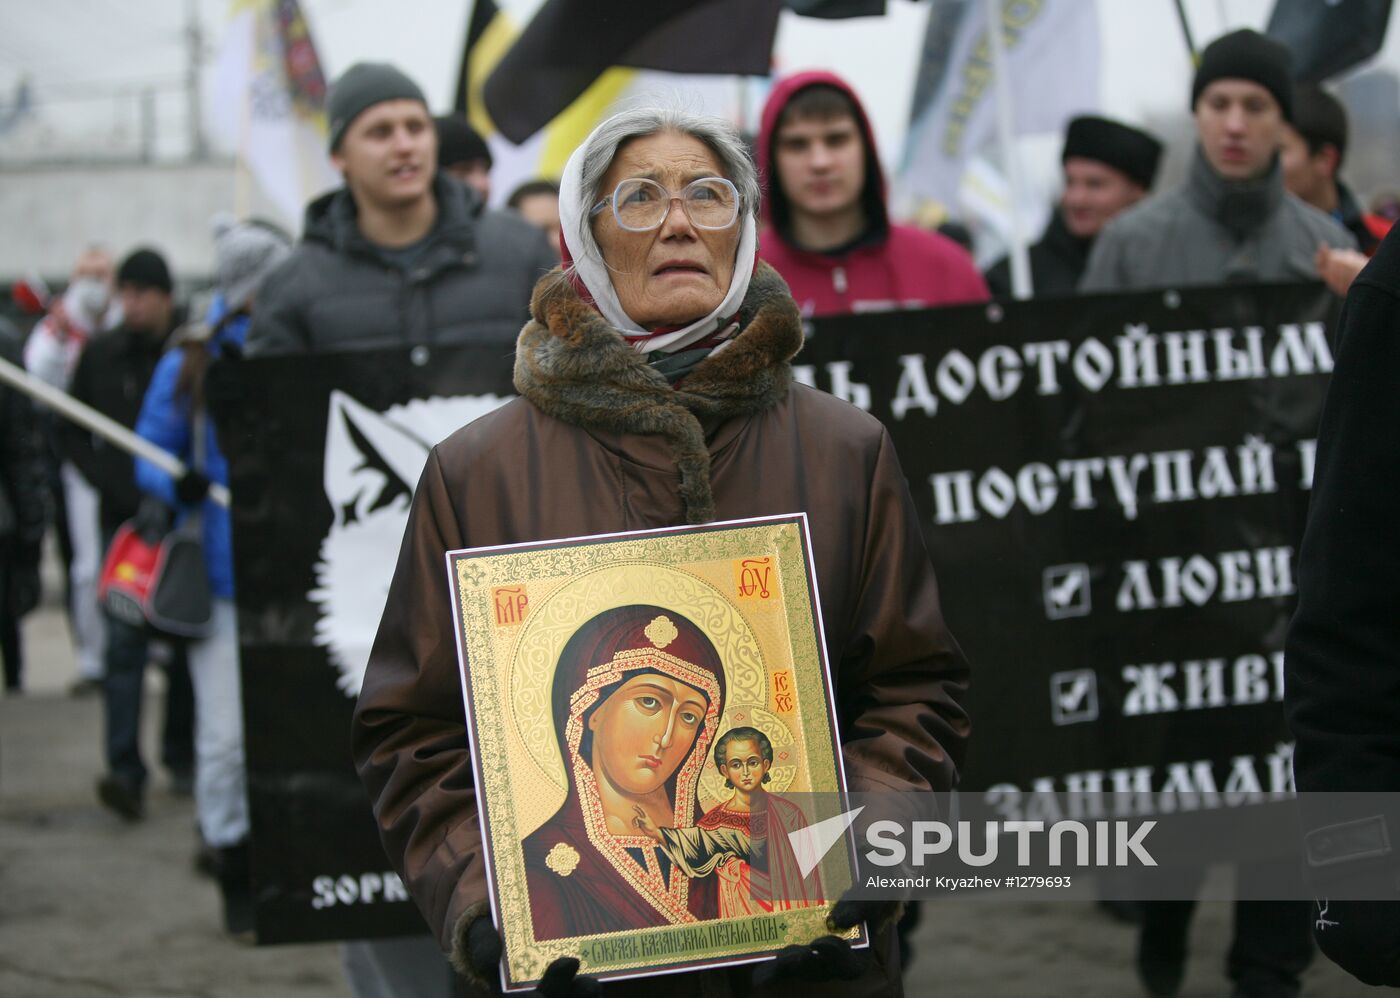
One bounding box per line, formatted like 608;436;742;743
0;558;1386;997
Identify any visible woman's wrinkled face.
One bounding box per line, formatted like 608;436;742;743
719;738;770;794
591;131;740;330
588;672;709;796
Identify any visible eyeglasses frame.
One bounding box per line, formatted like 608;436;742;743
588;175;742;232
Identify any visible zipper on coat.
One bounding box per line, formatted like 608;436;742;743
832;266;848;295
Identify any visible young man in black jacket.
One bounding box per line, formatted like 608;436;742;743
65;248;194;821
246;63;554;358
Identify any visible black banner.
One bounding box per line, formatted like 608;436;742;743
797;282;1337;797
221;347;516;944
223;282;1336;943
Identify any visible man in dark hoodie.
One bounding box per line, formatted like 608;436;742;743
757;70;988;317
985;115;1162;298
246;62;555;357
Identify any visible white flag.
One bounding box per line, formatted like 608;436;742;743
898;0;1101;213
206;0;339;228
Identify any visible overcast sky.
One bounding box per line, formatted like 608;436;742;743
3;0;1399;168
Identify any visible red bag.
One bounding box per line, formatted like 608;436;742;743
100;410;215;640
98;521;162;629
98;512;213;639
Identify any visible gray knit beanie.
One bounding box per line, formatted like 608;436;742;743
326;62;427;151
212;216;292;313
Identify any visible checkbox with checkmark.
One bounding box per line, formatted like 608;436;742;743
1043;563;1092;620
1050;669;1099;725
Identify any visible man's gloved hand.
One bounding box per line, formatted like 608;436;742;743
175;470;211;505
466;918;601;997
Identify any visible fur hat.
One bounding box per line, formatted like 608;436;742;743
326;62;427;151
1062;116;1164;189
1191;29;1294;122
212;216;292;313
116;248;172;293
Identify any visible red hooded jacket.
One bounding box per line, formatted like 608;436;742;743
757;70;989;317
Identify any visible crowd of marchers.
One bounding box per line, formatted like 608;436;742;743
2;22;1398;998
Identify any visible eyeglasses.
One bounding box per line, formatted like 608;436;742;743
589;176;740;232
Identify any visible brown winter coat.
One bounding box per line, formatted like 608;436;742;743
351;262;971;996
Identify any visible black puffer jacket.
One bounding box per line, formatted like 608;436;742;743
60;322;173;534
246;173;556;356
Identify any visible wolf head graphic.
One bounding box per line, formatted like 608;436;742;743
312;390;509;696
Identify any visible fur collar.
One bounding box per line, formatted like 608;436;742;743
514;261;803;524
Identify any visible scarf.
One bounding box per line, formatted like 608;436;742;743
514;261;803;523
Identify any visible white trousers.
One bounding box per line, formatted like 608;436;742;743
61;462;105;680
187;599;248;847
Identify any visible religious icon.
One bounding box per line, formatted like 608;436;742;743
447;515;860;991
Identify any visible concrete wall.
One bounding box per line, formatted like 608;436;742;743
0;159;287;284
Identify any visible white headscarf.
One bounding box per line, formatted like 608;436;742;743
557;116;758;355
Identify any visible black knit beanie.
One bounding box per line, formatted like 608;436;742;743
1191;29;1294;122
435;115;493;170
116;248;172;293
327;62;427;151
1062;116;1164;189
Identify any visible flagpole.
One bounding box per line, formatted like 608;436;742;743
234;59;254;218
983;0;1032;299
1173;0;1199;64
0;356;230;508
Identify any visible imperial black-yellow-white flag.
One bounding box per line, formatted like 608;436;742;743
481;0;782;144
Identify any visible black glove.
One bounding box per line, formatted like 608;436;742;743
466;918;601;997
132;496;174;543
751;891;903;986
827;895;904;936
753;935;868;985
203;344;244;425
175;469;210;505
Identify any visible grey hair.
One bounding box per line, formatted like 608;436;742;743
573;106;759;265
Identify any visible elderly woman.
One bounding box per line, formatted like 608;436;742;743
353;107;970;997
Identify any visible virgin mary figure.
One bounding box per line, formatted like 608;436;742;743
521;604;727;941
